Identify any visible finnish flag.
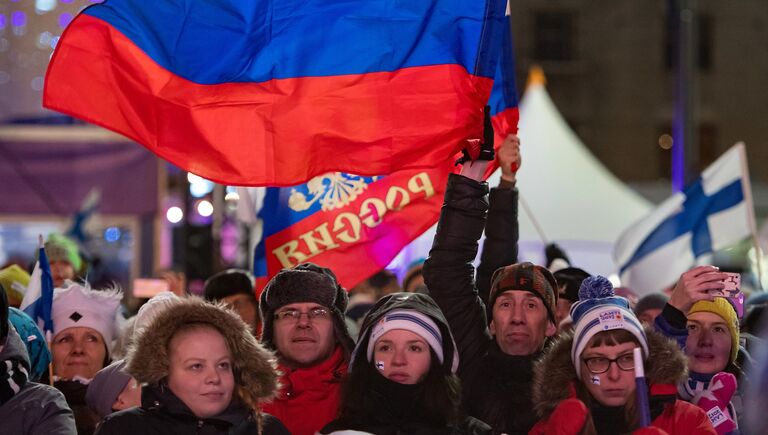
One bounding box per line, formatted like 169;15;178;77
614;143;755;295
19;239;55;335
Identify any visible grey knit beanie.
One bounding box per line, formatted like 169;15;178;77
259;263;354;356
85;359;132;418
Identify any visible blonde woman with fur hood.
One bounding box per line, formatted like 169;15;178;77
94;297;288;435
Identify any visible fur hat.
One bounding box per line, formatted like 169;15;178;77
203;269;255;301
0;265;31;307
488;262;558;323
126;297;279;409
570;276;648;380
259;263;354;356
689;298;740;363
86;359;132;418
44;234;82;272
52;283;122;355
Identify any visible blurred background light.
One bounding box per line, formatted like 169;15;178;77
166;206;183;224
104;226;121;243
196;200;213;217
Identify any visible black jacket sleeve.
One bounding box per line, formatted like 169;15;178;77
476;185;519;304
423;173;492;379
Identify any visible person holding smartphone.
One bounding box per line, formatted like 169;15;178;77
654;265;751;434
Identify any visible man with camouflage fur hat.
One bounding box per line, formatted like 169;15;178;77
259;262;354;435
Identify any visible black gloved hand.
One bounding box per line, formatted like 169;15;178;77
456;106;495;165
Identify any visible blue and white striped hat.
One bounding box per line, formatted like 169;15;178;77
366;309;444;364
570;276;648;380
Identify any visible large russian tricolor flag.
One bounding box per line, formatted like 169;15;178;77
44;0;509;187
252;10;520;290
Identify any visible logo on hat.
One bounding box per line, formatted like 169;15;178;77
598;309;625;331
69;312;83;322
518;277;530;286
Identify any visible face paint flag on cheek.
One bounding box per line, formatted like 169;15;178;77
590;375;600;385
375;361;385;371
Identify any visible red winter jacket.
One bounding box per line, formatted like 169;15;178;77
529;384;715;435
529;330;716;435
262;346;347;435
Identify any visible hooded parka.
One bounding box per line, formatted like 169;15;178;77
94;297;287;435
0;323;77;435
529;328;716;435
320;292;491;435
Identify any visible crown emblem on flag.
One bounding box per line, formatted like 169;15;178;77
288;173;372;212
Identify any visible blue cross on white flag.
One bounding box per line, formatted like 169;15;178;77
19;237;55;335
614;143;755;295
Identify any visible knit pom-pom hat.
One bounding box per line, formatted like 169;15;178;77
570;276;648;380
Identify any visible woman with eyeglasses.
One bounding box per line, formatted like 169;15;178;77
529;276;716;435
319;292;491;435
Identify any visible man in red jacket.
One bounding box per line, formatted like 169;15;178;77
259;263;355;435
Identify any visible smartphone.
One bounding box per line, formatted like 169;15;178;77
714;272;744;319
132;278;170;298
722;272;741;296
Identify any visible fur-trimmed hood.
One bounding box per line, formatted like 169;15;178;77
532;328;688;420
126;297;279;410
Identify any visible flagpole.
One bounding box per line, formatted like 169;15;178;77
735;143;764;290
519;193;549;245
34;234;55;385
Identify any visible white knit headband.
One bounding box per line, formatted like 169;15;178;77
366;310;443;364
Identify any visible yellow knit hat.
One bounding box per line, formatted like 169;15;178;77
689;298;739;363
0;264;31;307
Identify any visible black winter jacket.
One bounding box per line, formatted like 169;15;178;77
94;383;288;435
321;292;491;435
424;174;537;435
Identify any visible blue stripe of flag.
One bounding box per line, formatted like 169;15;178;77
83;0;508;85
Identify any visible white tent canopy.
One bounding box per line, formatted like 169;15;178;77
504;71;652;275
391;70;653;278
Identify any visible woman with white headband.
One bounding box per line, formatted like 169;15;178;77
320;292;490;435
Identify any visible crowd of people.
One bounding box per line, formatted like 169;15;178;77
1;134;767;435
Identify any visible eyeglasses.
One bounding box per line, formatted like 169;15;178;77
582;353;635;374
274;307;331;323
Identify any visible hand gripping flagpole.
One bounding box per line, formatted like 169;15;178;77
634;347;651;427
